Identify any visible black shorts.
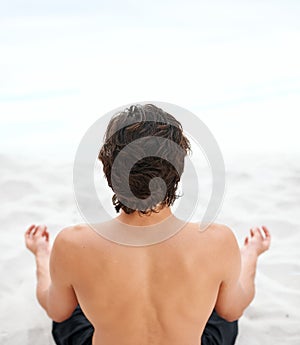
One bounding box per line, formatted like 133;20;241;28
52;305;238;345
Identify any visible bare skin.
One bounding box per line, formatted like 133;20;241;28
25;208;271;345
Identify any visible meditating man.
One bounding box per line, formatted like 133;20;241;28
25;104;271;345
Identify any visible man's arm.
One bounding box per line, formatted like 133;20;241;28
25;224;78;322
214;225;271;321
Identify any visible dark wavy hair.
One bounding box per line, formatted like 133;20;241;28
98;104;191;214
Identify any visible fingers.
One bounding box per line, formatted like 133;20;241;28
32;224;46;236
244;236;249;245
250;226;264;240
262;225;271;249
262;225;271;239
25;224;49;240
249;225;271;247
249;227;261;239
25;224;36;237
255;225;271;243
40;225;49;242
43;229;50;242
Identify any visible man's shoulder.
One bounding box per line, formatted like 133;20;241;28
58;223;89;235
197;222;234;236
54;223;95;247
194;222;238;248
207;223;240;256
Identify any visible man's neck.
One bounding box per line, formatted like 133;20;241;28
117;207;173;227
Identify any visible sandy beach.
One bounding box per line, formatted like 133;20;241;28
0;152;299;344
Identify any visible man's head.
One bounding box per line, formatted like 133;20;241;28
98;104;190;214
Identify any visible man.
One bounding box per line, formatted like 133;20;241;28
25;104;271;345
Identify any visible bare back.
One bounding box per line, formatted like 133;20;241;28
54;221;233;345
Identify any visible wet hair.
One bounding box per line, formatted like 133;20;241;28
98;104;191;214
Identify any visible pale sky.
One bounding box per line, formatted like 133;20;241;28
1;1;300;159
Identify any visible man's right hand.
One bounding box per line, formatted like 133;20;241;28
214;225;271;321
242;226;271;256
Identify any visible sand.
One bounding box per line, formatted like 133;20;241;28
0;152;299;344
